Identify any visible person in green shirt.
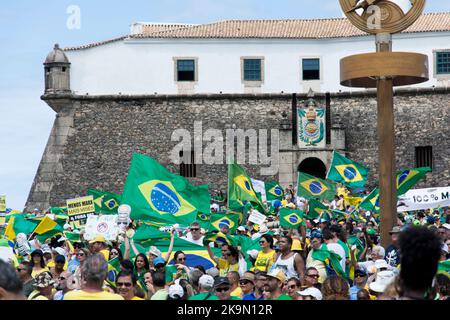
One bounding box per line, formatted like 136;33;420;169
264;268;292;300
188;274;218;300
212;277;241;300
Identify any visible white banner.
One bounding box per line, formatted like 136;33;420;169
84;215;119;241
248;211;267;225
251;178;267;202
397;186;450;212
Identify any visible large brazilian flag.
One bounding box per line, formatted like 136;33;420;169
326;151;368;189
122;153;210;226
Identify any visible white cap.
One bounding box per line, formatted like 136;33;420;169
297;287;323;300
41;244;52;254
53;247;66;256
237;226;246;232
442;223;450;230
374;259;389;270
369;270;395;293
148;246;161;257
168;284;184;299
198;275;214;289
442;243;449;254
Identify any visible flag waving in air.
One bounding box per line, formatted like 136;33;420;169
228;161;266;214
297;172;336;201
122;153;210;226
279;208;305;229
326;151;368;188
208;212;239;233
358;188;380;213
265;181;284;201
88;189;122;214
396;167;431;196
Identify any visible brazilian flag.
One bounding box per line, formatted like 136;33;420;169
265;181;284;201
326;151;368;188
437;259;450;277
358;188;380;213
306;199;329;220
396;167;431;196
33;216;65;242
279;208;305;229
297;172;336;201
88;189;122;214
312;243;349;281
228;161;266;214
122;153;210;226
208;212;239;233
4;215;39;241
195;212;211;230
203;231;238;247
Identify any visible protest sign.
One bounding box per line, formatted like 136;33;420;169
248;210;267;225
397;186;450;211
84;215;119;241
0;196;6;212
66;196;95;229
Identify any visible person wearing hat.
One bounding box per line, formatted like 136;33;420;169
264;268;292;300
213;276;241;300
167;283;185;300
50;254;66;279
385;226;401;268
29;249;50;278
89;235;109;261
368;270;396;298
237;226;248;236
440;243;449;262
28;271;55;300
239;271;257;300
296;286;323;300
349;268;370;300
306;229;327;284
188;274;218;300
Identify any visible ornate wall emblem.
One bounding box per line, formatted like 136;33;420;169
298;99;325;147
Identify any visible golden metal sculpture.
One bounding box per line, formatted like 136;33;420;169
339;0;429;248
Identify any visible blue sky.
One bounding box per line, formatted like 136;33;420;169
0;0;449;210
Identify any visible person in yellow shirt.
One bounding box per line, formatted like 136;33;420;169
254;234;277;272
89;235;110;261
227;271;242;298
205;244;239;277
64;253;123;300
30;249;50;279
28;271;55;300
116;270;144;300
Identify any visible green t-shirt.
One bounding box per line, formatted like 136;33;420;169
188;292;219;300
273;294;293;300
165;265;189;283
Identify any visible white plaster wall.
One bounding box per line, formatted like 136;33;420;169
65;32;450;95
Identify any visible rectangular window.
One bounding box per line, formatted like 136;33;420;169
302;58;320;80
243;59;262;81
436;52;450;74
179;150;197;178
177;59;195;81
415;146;433;170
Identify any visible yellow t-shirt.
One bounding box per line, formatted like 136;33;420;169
31;267;50;279
217;258;239;277
100;249;110;261
28;290;49;300
131;296;145;300
230;286;243;298
47;260;68;270
63;290;124;300
254;250;276;272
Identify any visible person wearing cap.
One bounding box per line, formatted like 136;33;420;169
28;271;55;300
385;226;401;267
212;276;241;300
368;270;396;298
237;226;248;236
188;274;218;300
264;268;292;300
296;286;323;300
29;249;50;278
306;229;327;283
239;271;257;300
50;254;66;279
254;234;277;272
115;269;144;300
167;283;185;300
440;243;449;263
349;268;370;300
89;235;109;261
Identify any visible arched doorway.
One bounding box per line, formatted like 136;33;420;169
298;157;327;179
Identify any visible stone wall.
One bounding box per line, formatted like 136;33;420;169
25;89;450;210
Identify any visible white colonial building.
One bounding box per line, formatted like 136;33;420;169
57;13;450;96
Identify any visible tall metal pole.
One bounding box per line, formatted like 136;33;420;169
376;33;397;248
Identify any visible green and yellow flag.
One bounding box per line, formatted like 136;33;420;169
122;153;210;226
208;212;240;233
312;243;349;281
88;189;122;214
358;188;380;213
228;161;266;214
297;172;336;201
4;215;39;241
396;167;431;196
326;151;368;188
279;208;305;229
265;181;284;201
306;199;329;220
33;216;65;242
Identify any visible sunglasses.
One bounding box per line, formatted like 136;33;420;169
117;282;133;287
307;274;319;278
239;280;251;285
288;285;297;289
190;228;200;231
16;268;24;272
110;251;119;255
355;274;366;278
215;287;230;293
259;241;267;244
76;253;85;256
177;258;186;261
